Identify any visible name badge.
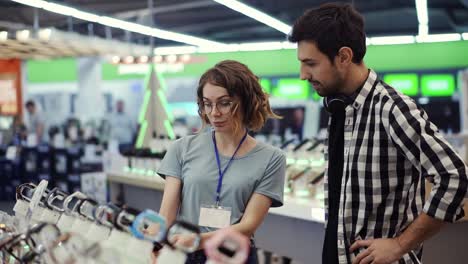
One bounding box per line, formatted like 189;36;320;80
199;204;231;229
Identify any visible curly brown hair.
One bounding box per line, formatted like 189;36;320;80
197;60;280;133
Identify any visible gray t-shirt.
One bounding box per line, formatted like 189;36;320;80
157;131;286;233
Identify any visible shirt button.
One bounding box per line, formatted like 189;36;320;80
344;148;349;155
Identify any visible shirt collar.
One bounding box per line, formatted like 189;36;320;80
348;69;378;110
323;69;378;111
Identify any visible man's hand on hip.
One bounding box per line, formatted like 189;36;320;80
350;238;405;264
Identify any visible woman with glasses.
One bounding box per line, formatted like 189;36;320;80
155;60;286;263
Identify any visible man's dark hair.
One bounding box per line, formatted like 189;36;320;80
288;2;366;64
25;100;35;108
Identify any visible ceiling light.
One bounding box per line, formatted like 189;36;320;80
0;31;8;41
154;46;197;55
16;30;30;41
418;24;428;36
213;0;291;34
415;0;428;24
10;0;44;8
111;56;120;64
11;0;222;47
138;55;149;64
416;33;462;43
38;28;52;41
153;55;163;63
365;37;371;46
43;2;100;22
369;36;415;45
197;44;239;53
180;54;191;62
238;41;283;51
124;56;134;64
415;0;429;36
281;41;296;49
165;54;177;63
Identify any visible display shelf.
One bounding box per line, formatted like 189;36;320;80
106;170;325;223
106;171;165;191
269;195;325;223
107;171;468;222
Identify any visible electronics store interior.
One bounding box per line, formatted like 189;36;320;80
0;0;468;264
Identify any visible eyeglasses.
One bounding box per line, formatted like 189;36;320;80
201;99;236;114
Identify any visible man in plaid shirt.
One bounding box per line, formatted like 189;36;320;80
288;3;468;264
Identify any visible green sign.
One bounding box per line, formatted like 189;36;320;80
421;74;456;97
272;79;310;99
260;78;272;94
383;73;419;96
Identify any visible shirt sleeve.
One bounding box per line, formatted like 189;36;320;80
157;138;183;179
387;98;468;222
254;149;286;208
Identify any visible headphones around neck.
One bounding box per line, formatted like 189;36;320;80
323;96;348;114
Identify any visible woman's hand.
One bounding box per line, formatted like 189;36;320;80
145;226;163;264
170;233;198;249
145;224;162;236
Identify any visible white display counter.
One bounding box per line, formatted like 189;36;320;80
107;170;325;263
107;171;468;264
107;171;325;222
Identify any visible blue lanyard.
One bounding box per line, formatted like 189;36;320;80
212;130;248;206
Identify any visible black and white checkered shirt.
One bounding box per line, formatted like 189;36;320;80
323;69;468;264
